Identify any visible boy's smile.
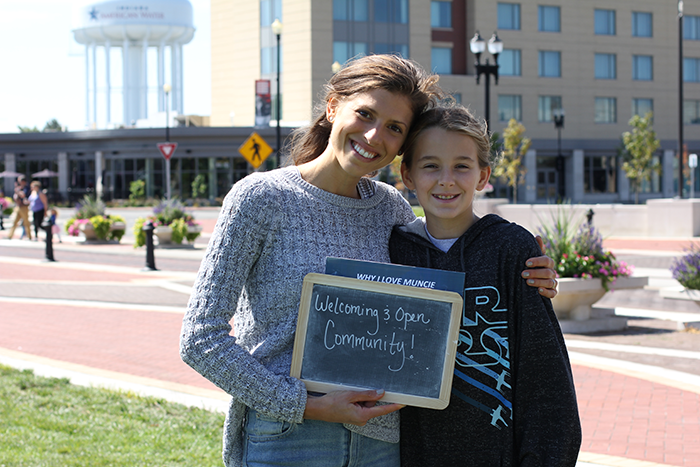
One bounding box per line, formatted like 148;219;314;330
401;127;491;239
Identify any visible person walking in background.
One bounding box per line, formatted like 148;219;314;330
28;181;48;241
7;175;32;240
48;207;62;243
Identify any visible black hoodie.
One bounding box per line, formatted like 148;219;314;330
390;214;581;467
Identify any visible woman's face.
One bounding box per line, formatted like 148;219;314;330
326;89;413;179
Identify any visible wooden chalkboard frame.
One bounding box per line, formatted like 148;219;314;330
291;273;463;410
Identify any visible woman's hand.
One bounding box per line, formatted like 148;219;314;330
303;389;404;426
522;235;558;299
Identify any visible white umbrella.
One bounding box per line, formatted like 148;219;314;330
32;169;59;178
0;170;23;178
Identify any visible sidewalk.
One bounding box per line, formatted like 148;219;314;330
0;222;699;467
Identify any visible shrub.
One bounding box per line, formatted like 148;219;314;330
74;195;105;219
108;214;126;241
169;218;188;244
670;247;700;290
133;217;148;248
90;215;111;240
129;179;146;204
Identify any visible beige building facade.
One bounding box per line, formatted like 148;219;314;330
210;0;700;203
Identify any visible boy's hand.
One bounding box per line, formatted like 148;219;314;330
522;235;558;299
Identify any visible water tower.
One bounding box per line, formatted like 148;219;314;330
72;0;195;128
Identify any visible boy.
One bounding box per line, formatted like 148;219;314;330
390;104;581;466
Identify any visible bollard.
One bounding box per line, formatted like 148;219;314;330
143;220;157;271
41;217;55;262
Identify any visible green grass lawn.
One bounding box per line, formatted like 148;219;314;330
412;206;424;217
0;365;225;466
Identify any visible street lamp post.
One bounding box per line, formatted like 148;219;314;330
469;31;503;131
163;83;172;200
271;19;283;169
679;0;685;198
553;109;565;200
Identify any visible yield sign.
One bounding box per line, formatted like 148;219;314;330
157;142;178;160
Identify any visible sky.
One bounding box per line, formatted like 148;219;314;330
0;0;211;133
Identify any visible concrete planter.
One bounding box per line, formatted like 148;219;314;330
552;276;649;333
79;221;98;241
79;220;126;242
153;225;173;245
552;278;606;321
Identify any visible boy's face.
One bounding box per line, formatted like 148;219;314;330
401;127;491;239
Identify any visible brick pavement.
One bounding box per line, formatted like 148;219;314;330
1;234;699;467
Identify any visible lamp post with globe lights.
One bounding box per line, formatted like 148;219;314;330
469;31;503;131
554;109;565;200
271;19;283;168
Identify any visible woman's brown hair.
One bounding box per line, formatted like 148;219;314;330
288;54;445;166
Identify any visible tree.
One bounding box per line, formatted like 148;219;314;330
43;119;64;132
621;112;660;204
17;125;40;133
492;119;531;203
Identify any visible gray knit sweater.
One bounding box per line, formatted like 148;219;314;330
180;166;416;467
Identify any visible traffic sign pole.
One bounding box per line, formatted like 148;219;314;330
156;142;178;200
166;158;171;200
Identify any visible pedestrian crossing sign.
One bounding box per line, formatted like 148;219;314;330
239;132;273;169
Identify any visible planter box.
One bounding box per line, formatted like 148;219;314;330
79;220;126;242
154;225;172;245
552;276;648;333
551;278;606;321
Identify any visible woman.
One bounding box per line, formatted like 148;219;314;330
28;181;48;241
180;55;557;467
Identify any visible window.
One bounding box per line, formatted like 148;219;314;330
632;55;653;81
685;15;700;40
595;9;616;35
584;155;617;194
498;3;520;30
374;43;408;57
632;12;652;37
260;0;282;26
261;45;283;75
333;41;368;64
538;6;560;32
595;97;617;123
538;95;562;122
432;47;452;74
539;51;561;77
632;98;653;118
374;0;408;24
333;0;369;21
431;1;451;28
684;100;700;124
499;49;521;76
499;95;522;122
595;53;616;79
684;58;700;82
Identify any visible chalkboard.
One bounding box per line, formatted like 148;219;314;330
291;273;463;409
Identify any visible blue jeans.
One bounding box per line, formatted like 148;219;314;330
243;409;399;467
